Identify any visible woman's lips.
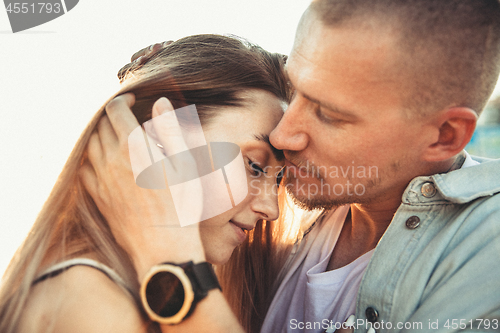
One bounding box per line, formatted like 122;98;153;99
229;220;253;243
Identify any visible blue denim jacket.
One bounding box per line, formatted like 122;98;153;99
354;155;500;333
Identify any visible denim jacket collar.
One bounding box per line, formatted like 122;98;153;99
403;153;500;205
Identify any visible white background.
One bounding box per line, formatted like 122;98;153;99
0;0;311;276
0;0;499;277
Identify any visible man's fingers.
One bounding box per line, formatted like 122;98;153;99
131;43;161;63
120;41;175;82
79;161;99;201
105;93;139;141
131;47;149;63
334;328;354;333
131;42;172;63
332;315;355;333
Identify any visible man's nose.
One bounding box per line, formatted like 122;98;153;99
270;96;310;152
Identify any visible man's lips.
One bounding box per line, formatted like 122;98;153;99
284;157;322;181
283;152;304;169
285;159;297;168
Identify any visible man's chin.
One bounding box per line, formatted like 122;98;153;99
289;195;340;211
285;185;346;211
284;178;368;211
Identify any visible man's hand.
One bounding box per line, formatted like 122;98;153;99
117;41;173;83
131;41;172;64
324;315;355;333
80;93;205;280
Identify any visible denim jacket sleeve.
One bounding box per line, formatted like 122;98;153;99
354;156;500;333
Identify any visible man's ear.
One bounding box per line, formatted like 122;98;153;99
422;107;477;162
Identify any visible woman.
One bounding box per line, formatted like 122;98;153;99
0;35;300;333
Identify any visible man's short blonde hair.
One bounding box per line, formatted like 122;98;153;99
310;0;500;116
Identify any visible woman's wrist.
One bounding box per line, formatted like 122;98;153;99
130;229;206;281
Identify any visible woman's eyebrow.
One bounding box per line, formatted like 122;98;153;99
254;134;285;161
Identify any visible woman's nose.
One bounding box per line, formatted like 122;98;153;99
250;180;280;221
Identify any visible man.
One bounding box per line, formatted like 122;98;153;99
85;0;500;332
260;1;500;332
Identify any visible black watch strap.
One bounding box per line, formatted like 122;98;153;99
180;261;221;318
190;262;222;296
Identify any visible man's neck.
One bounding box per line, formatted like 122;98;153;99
326;201;397;271
326;153;466;271
347;152;467;240
350;202;397;240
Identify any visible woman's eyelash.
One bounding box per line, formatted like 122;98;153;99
248;159;265;175
276;167;285;187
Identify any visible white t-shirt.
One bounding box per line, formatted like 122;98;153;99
261;205;373;333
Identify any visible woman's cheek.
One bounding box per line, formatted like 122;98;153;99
249;179;262;196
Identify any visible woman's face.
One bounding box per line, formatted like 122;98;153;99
199;90;285;265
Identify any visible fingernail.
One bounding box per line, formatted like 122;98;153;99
163;40;173;47
367;328;376;333
148;44;154;52
324;326;336;333
345;315;355;327
156;97;172;115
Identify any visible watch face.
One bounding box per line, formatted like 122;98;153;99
141;264;195;324
146;271;185;317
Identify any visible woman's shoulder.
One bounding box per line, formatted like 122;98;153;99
19;263;147;333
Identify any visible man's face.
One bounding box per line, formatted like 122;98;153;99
270;12;433;210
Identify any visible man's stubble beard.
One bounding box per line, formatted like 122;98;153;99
283;151;381;210
284;174;379;211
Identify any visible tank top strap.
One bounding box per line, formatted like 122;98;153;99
33;258;133;297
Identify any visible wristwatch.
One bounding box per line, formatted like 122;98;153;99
140;261;221;325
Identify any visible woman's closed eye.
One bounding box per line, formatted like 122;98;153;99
247;159;266;177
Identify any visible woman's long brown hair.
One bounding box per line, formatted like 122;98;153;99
0;34;299;333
